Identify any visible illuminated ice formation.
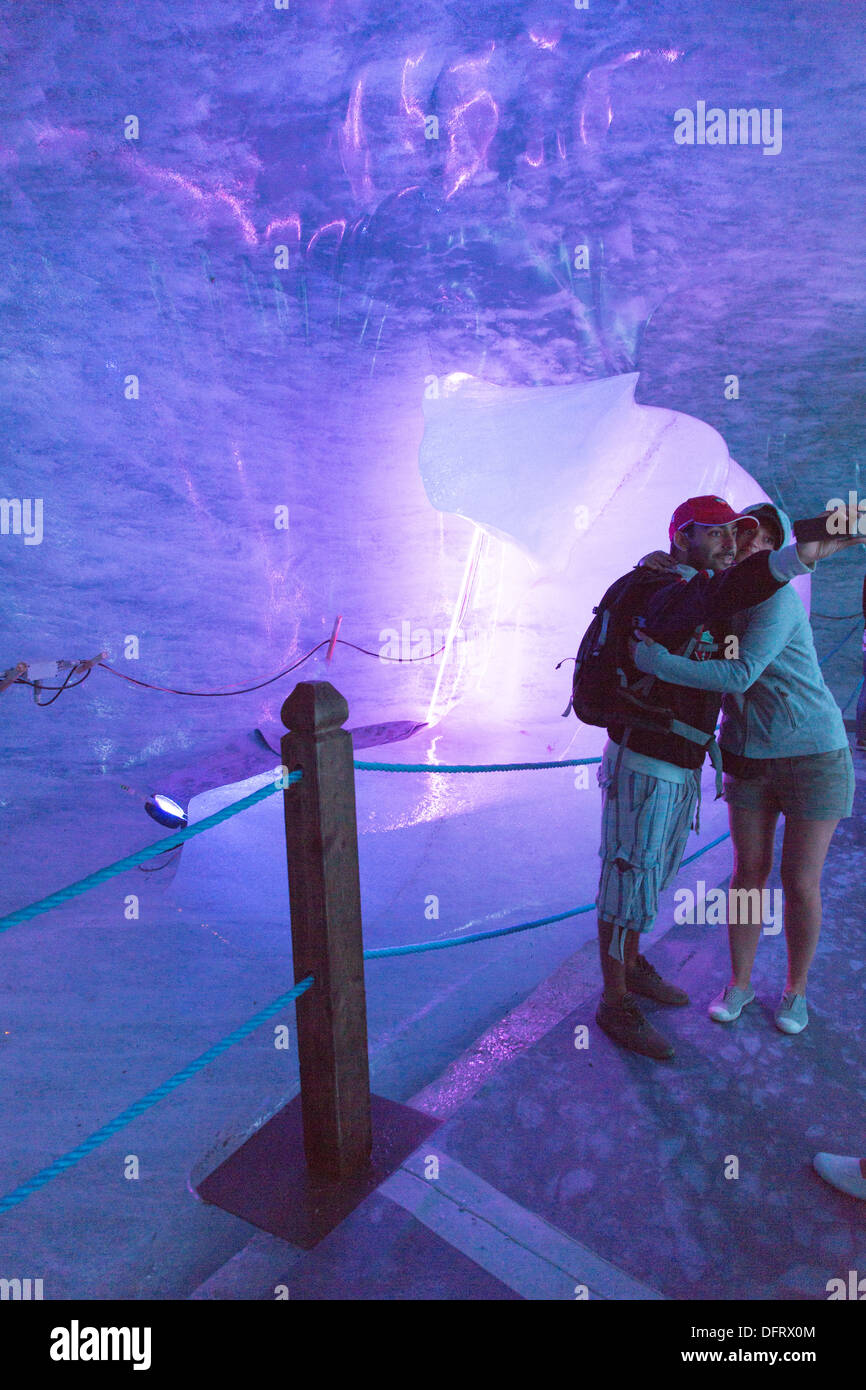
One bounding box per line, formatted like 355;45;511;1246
177;373;773;923
418;371;806;736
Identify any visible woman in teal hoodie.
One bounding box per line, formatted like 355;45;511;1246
633;503;855;1035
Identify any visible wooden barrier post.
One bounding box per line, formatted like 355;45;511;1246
280;680;372;1181
195;678;439;1247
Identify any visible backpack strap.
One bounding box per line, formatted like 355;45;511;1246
608;693;722;834
556;655;576;717
669;627;724;796
669;721;723;800
606;721;632;800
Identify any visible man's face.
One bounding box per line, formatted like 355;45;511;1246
735;522;777;561
675;522;738;572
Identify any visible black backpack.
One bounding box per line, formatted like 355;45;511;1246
558;567;683;732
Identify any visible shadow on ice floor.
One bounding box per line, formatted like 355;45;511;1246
195;743;866;1302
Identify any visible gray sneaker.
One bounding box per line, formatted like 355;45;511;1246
775;991;809;1034
813;1153;866;1200
595;993;675;1060
708;984;755;1022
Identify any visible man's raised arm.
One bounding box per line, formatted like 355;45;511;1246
644;545;811;644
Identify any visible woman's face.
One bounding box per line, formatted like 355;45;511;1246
736;522;778;561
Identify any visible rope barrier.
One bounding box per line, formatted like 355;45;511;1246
363;829;732;958
354;756;602;773
0;774;301;936
819;625;861;666
19;633;448;702
0;793;730;1211
364;905;596;957
0;744;731;951
353;623;856;779
678;830;731;868
0;745;729;960
0;976;314;1215
0;756;599;937
843;675;864;715
1;610;857;1220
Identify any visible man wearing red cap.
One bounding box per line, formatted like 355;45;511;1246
594;495;859;1061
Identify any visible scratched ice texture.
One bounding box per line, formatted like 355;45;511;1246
0;0;865;1298
4;0;864;819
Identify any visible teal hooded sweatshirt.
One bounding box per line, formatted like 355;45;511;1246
633;505;849;759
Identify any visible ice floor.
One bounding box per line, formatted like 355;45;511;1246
4;711;864;1301
198;742;866;1303
0;713;739;1299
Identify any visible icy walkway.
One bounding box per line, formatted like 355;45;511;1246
195;744;866;1301
0;719;733;1298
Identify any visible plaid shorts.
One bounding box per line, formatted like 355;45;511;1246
596;747;698;950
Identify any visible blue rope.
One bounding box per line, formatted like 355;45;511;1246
0;737;733;1210
819;624;860;667
354;757;602;773
843;675;864;714
0;761;604;936
0;796;731;1210
0;773;300;936
355;621;855;779
364;904;596;956
363;829;731;958
0;975;314;1215
679;830;730;867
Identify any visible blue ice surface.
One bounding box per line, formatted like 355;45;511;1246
1;0;864;1298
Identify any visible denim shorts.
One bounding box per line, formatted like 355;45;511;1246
722;745;855;820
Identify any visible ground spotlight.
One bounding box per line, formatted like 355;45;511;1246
144;794;188;829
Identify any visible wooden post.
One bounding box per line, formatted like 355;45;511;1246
280;680;372;1181
195;678;440;1245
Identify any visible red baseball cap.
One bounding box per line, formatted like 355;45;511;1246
669;496;759;543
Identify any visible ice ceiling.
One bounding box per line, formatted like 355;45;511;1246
2;0;865;798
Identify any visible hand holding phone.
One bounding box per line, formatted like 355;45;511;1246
794;511;866;563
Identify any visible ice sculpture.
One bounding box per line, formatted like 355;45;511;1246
176;373;771;929
418;371;806;737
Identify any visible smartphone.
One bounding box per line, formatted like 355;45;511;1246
793;513;834;542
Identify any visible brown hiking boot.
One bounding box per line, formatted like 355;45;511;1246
595;993;676;1060
625;953;690;1006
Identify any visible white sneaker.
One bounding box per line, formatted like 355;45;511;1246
708;984;755;1022
775;991;808;1034
813;1153;866;1201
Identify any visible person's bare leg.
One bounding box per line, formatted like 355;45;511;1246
779;818;839;995
598;917;637;1004
624;926;641;969
727;803;779;987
